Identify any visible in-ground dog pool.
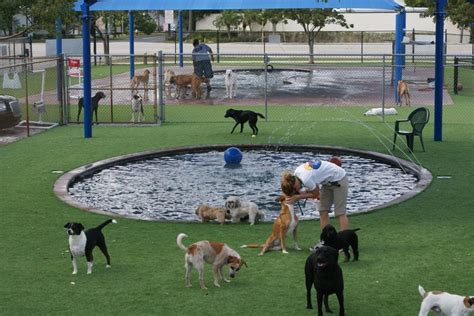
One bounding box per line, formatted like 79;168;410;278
56;145;431;222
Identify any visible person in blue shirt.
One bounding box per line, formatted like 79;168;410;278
192;39;214;98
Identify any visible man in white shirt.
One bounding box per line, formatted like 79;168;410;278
281;159;349;231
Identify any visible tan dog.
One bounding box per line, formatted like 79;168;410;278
195;204;230;225
241;196;300;256
397;80;411;106
164;69;175;97
131;69;151;95
170;74;208;100
177;233;247;290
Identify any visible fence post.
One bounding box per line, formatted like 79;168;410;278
24;63;30;136
264;53;268;121
174;30;177;65
382;54;386;123
216;29;220;63
360;31;364;63
109;55;114;123
453;56;459;95
412;28;415;64
158;51;164;123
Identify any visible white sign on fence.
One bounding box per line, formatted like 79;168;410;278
164;10;174;26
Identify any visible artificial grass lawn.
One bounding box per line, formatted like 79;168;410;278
1;106;474;314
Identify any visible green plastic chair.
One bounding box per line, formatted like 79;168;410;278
393;107;430;152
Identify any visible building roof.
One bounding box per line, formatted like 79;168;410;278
75;0;403;11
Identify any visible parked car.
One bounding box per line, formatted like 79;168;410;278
0;95;22;129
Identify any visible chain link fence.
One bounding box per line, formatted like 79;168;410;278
65;54;159;124
1;53;472;134
159;53;473;124
0;56;64;130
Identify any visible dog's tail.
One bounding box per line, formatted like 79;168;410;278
257;113;265;119
352;228;361;232
177;233;189;251
418;285;427;299
240;243;263;249
96;219;117;231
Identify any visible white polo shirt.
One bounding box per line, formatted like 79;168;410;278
294;160;346;191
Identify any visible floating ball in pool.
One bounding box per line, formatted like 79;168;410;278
224;147;243;164
329;156;342;167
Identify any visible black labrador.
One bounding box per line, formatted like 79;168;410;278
305;246;344;315
77;91;106;123
320;224;360;262
224;108;265;136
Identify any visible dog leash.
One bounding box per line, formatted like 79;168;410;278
296;199;307;216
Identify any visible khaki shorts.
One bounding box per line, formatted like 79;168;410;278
319;175;349;216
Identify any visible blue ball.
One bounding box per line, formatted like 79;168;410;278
224;147;243;164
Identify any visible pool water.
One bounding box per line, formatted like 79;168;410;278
68;150;418;222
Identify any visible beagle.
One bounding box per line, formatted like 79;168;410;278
418;285;474;316
177;233;247;290
241;195;300;256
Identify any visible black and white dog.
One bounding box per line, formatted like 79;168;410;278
131;93;144;123
64;219;117;274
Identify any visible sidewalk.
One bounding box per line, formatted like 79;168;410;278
33;40;473;57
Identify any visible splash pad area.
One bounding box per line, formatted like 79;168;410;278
54;144;431;222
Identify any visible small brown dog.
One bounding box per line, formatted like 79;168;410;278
397;80;411;106
241;196;300;256
195;204;230;225
170;74;208;100
131;69;151;95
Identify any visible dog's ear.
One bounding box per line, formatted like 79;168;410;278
78;223;85;231
64;222;71;228
465;297;474;307
235;200;241;208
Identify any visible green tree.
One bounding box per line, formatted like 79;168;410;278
405;0;473;42
283;9;353;63
213;10;242;39
135;11;157;35
240;10;260;32
263;9;287;33
30;0;77;36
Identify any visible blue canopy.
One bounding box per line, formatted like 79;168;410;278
75;0;402;11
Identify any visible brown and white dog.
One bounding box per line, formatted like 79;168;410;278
397;80;411;106
241;196;300;256
418;285;474;316
131;69;151;95
164;69;176;98
170;74;209;100
225;196;265;225
195;204;230;225
177;233;247;290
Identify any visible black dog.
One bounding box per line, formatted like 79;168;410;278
64;219;116;274
320;224;360;262
224;108;265;136
305;246;344;315
77;91;106;123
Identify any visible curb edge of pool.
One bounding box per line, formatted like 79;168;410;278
54;144;432;221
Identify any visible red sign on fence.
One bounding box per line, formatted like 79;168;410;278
68;58;80;68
